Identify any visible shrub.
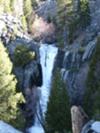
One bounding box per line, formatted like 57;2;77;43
14;45;35;67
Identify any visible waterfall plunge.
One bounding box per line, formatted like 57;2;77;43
29;44;58;133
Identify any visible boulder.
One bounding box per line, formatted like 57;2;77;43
71;106;88;133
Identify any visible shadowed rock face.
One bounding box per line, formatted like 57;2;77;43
17;61;43;128
56;49;65;68
20;86;41;128
23;62;42;89
6;33;43;129
17;61;42;128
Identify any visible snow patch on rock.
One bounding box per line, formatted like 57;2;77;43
0;121;22;133
91;121;100;133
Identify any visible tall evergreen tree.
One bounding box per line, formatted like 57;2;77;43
79;0;91;28
84;37;100;120
0;41;25;129
45;70;71;133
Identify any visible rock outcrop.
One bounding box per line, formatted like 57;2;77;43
71;106;88;133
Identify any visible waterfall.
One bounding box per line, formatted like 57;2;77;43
29;44;58;133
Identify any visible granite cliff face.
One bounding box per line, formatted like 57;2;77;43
0;0;100;133
56;0;100;105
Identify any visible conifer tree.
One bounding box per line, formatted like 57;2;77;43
79;0;91;28
0;41;25;129
45;70;71;133
84;37;100;120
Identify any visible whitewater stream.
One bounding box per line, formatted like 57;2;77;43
29;44;58;133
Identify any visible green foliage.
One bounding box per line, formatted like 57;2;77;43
4;0;12;13
0;0;12;13
78;46;85;54
68;16;80;43
23;0;33;32
83;37;100;120
21;15;27;31
79;0;91;28
55;0;91;45
0;41;25;129
54;0;73;46
45;70;71;133
24;0;32;19
56;32;65;48
14;45;35;67
68;0;91;43
69;67;79;72
10;0;16;12
31;0;37;8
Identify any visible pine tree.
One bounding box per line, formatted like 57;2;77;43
83;37;100;120
45;70;71;133
0;41;25;129
79;0;91;28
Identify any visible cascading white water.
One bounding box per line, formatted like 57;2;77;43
29;44;58;133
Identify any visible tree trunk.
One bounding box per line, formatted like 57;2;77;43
71;106;89;133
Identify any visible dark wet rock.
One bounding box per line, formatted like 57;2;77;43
21;86;41;128
42;34;56;44
23;61;42;89
16;61;42;128
63;51;72;69
56;49;65;68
